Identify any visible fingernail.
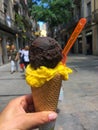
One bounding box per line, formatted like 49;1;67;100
48;113;57;121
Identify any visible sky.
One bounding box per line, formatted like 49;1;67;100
38;21;45;29
32;0;46;27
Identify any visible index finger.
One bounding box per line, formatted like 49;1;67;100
22;94;35;112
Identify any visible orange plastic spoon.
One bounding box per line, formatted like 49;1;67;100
62;18;87;64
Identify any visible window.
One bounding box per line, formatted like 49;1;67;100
87;2;91;16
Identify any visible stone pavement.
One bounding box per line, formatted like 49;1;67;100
0;63;31;111
0;54;98;130
56;55;98;130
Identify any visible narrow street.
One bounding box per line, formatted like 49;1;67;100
56;55;98;130
0;54;98;130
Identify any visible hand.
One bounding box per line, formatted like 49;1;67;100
0;94;57;130
15;53;19;61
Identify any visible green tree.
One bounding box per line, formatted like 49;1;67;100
31;0;73;27
15;13;25;30
27;0;32;16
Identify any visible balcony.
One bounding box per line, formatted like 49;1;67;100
73;0;81;5
0;10;18;34
13;1;20;13
92;9;98;23
20;0;27;9
22;14;32;28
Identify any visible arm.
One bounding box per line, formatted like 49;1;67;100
15;52;19;61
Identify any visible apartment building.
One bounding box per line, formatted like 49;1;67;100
74;0;98;55
0;0;32;65
0;0;17;65
91;0;98;55
60;0;98;56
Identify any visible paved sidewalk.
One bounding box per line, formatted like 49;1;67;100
55;54;98;130
0;62;30;111
0;54;98;130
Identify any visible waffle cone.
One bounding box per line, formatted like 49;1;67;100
31;74;62;112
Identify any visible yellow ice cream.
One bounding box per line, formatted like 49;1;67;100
26;62;72;87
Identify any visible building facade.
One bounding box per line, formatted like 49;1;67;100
0;0;17;65
60;0;98;56
0;0;33;65
74;0;98;55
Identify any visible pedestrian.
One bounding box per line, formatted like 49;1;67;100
22;45;30;68
0;94;57;130
9;45;19;74
19;48;25;72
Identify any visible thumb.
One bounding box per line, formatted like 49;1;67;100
22;111;57;129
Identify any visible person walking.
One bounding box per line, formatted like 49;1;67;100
9;45;19;74
22;45;29;68
19;48;25;72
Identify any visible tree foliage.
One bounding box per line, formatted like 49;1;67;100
15;13;25;30
31;0;73;27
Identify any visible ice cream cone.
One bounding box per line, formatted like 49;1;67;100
26;37;73;130
31;74;62;130
31;74;62;112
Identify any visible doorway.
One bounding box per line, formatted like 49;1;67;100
86;35;92;55
78;38;82;53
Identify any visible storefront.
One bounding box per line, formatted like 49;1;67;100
0;29;17;65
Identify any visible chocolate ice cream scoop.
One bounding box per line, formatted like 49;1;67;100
29;37;62;69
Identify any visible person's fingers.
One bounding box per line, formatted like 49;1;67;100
10;94;33;110
24;94;33;105
19;94;35;112
7;94;31;107
20;111;57;129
